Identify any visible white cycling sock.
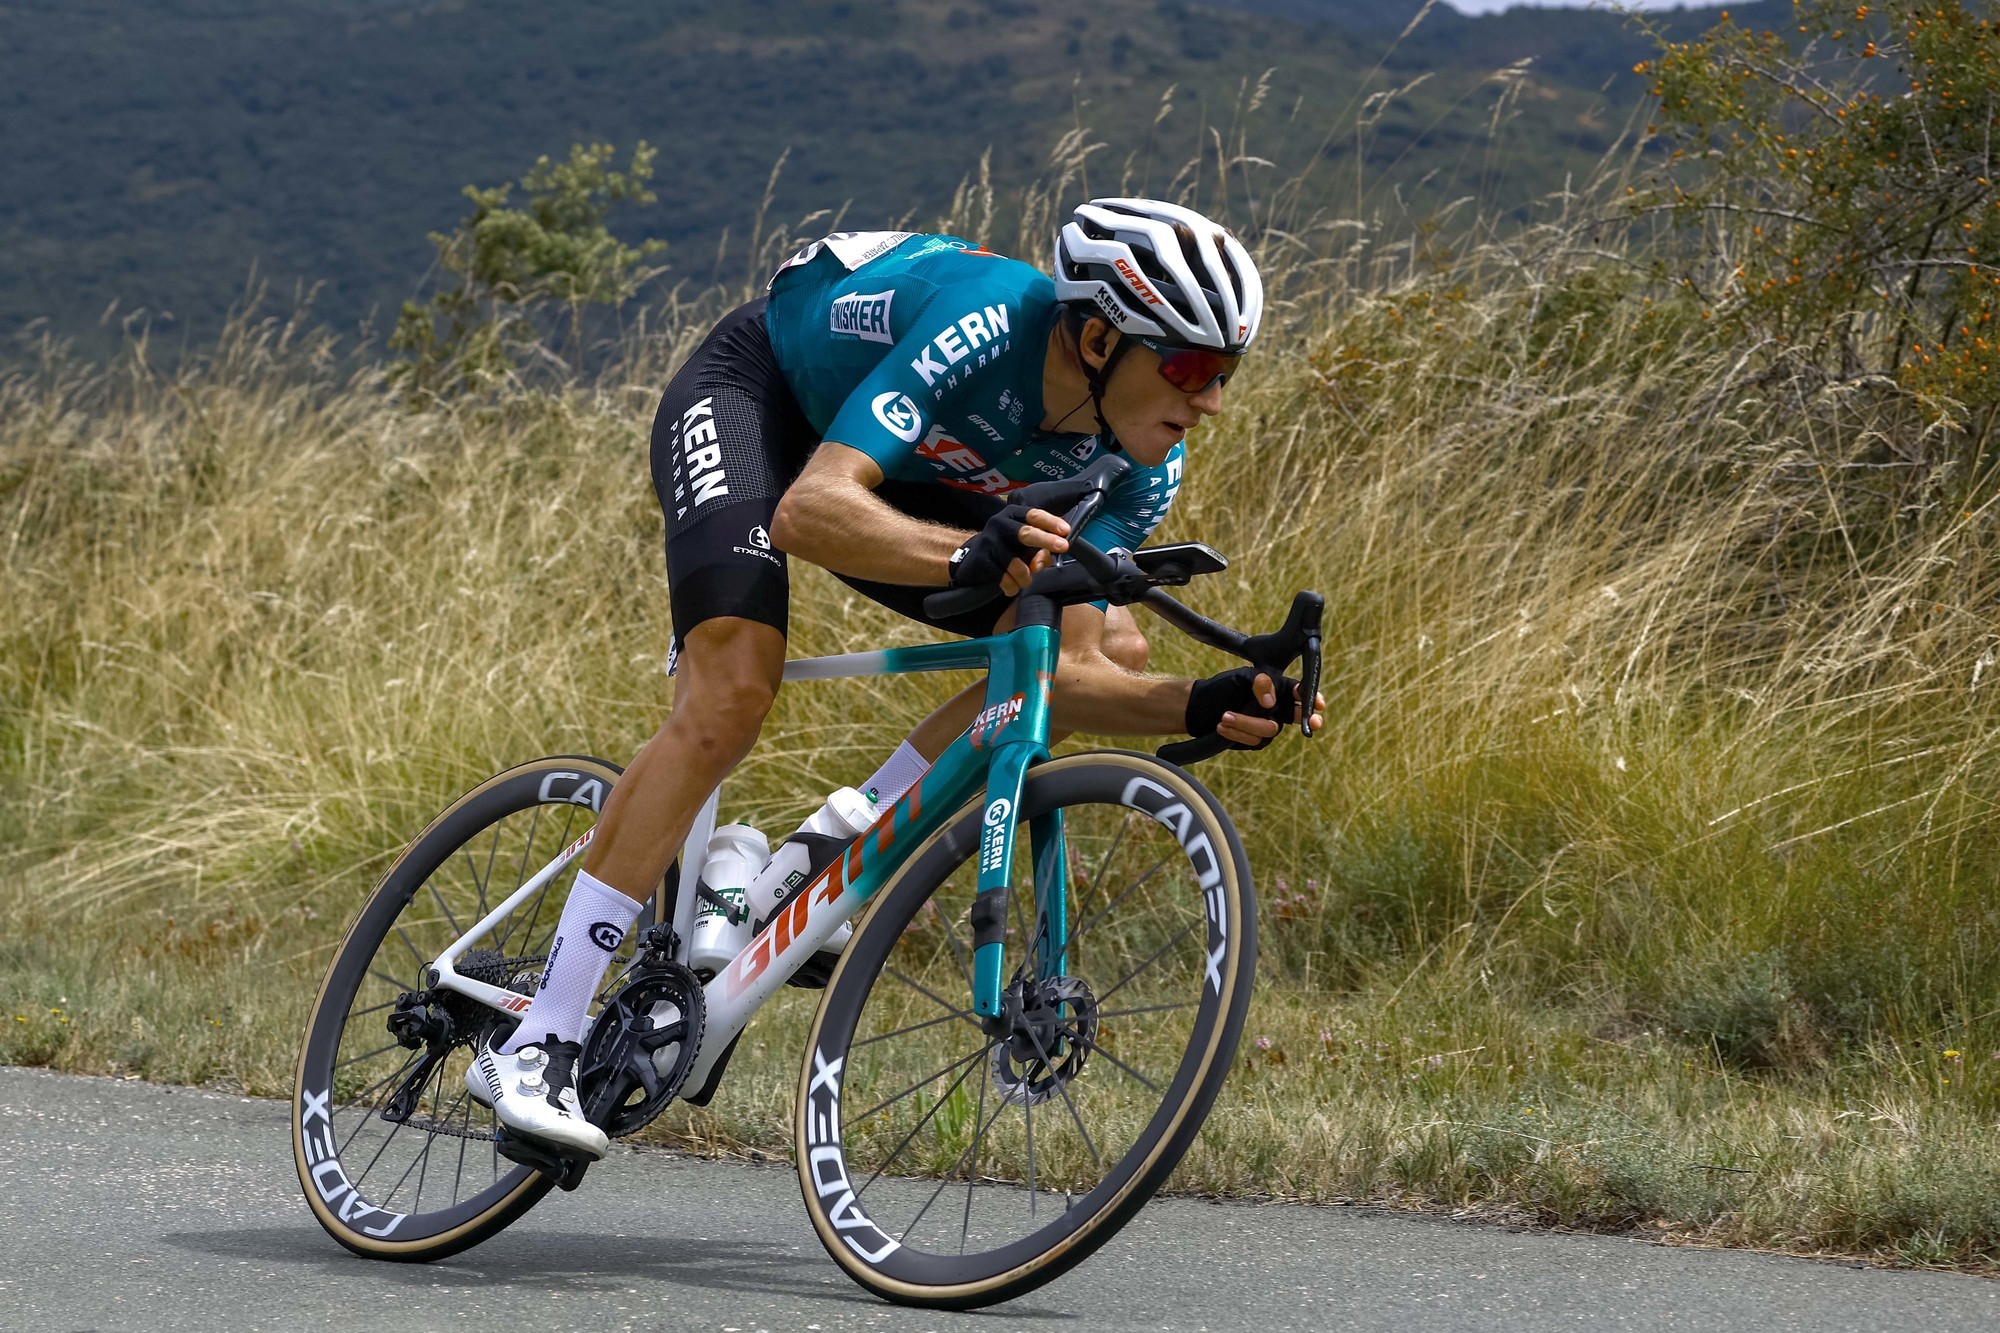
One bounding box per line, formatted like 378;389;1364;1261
499;869;644;1054
860;739;931;809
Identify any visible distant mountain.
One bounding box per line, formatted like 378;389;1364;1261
1;0;1733;356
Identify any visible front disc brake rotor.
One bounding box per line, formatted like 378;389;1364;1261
992;975;1098;1106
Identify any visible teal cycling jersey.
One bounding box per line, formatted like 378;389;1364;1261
764;231;1184;556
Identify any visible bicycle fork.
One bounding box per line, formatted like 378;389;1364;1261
968;622;1064;1025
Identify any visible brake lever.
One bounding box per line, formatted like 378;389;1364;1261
1289;593;1323;739
1155;590;1325;765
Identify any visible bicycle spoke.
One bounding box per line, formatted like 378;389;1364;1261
886;968;985;1028
960;1047;992;1256
384;1062;450;1210
414;1075;468;1213
500;806;573;954
1096;917;1202;1007
850;1006;982;1049
453;1095;472;1205
335;1039;404;1072
929;899;977;994
849;1041;996;1132
505;804;543;919
350;1105;411;1193
368;965;413;995
895;1071;1013;1246
427;880;463;940
856;1040;999;1201
1063;853;1173;954
1009;867;1033;962
493;824;525;950
1061;1027;1160;1094
462;847;493;923
336;1051;421;1126
1071;810;1135;928
1025;1059;1038;1220
1095;1000;1198;1021
393;925;428;971
1022;1019;1104;1175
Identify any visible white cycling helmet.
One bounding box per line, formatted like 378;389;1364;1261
1054;198;1264;354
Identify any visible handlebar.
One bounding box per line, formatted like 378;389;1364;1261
1154;588;1323;767
914;455;1322;768
921;457;1130;622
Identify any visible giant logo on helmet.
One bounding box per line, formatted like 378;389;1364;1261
1114;258;1166;306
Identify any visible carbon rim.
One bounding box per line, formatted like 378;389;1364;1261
798;752;1254;1307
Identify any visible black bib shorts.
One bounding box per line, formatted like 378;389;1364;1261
650;299;1013;655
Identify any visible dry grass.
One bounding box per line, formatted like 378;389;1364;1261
7;140;2000;1270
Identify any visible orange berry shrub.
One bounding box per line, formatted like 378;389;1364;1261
1638;0;1999;413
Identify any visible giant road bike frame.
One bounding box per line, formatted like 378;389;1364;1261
419;622;1069;1078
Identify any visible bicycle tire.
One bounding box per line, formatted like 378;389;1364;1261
293;754;630;1261
796;750;1256;1309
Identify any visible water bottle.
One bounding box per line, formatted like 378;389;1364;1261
687;823;768;977
744;786;878;927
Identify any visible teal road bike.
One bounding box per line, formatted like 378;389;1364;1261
293;459;1324;1308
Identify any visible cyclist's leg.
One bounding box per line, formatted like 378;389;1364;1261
597;293;812;896
584;616;784;894
478;299;809;1140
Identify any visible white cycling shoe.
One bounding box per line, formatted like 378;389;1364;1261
466;1036;609;1161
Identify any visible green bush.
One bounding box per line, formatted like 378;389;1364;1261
1639;0;2000;414
388;141;667;403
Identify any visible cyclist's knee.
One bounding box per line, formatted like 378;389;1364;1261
1100;611;1150;673
670;618;784;758
681;675;776;743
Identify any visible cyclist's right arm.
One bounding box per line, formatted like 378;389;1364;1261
770;278;1063;588
770;444;1069;592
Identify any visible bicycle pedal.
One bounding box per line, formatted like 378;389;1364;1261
495;1127;593;1192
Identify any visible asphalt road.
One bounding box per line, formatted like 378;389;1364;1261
1;1066;1994;1333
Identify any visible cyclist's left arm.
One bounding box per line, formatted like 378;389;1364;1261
1053;445;1324;746
1072;442;1183;558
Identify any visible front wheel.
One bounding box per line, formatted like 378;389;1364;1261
796;751;1256;1309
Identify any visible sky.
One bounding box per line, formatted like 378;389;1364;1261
1450;0;1690;11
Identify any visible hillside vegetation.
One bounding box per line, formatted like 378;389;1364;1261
6;0;2000;1271
6;0;1686;354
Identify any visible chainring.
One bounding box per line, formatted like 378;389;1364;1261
578;960;706;1138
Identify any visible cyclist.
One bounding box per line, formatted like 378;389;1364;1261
468;198;1325;1159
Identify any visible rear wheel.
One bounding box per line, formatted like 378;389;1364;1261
797;751;1255;1309
293;756;637;1261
